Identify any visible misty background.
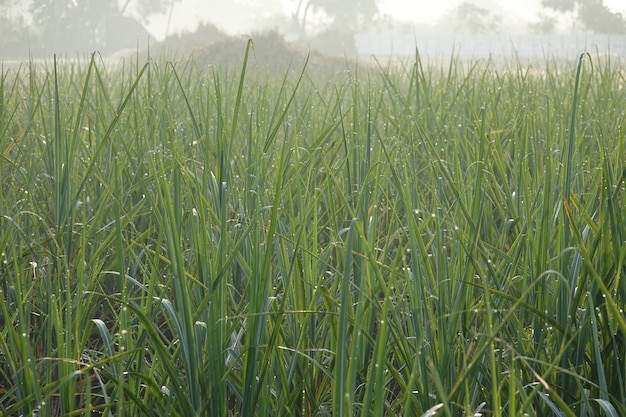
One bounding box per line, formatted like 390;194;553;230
1;0;626;61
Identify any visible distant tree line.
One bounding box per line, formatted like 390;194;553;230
1;0;625;58
452;0;625;35
290;0;378;35
1;0;177;57
535;0;626;33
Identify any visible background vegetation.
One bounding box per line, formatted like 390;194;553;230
1;0;626;60
0;43;625;416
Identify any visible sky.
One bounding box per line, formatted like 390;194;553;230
380;0;626;23
145;0;626;40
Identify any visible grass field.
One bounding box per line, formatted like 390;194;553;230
1;42;625;416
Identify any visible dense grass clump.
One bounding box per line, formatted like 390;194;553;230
0;44;625;416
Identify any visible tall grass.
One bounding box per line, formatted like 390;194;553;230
0;46;625;416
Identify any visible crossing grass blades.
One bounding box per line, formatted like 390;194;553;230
0;42;625;416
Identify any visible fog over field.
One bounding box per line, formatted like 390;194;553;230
1;0;626;60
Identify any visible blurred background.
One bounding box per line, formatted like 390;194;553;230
1;0;625;61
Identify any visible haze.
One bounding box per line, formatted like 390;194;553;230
145;0;626;38
2;0;626;60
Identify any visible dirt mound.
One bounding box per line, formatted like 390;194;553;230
155;22;228;53
156;27;365;81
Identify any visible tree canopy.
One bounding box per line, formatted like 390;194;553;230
541;0;626;33
0;0;31;56
455;1;502;34
25;0;177;53
291;0;379;34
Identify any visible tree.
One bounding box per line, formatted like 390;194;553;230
291;0;379;35
27;0;178;54
455;2;502;34
0;0;32;57
577;0;626;33
542;0;576;13
540;0;626;33
529;13;560;34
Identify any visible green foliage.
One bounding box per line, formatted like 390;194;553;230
132;0;181;23
455;1;502;34
26;0;151;53
541;0;626;33
291;0;379;33
0;47;625;416
310;0;378;29
577;0;626;34
542;0;576;13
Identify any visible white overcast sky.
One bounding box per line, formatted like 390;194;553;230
380;0;625;22
146;0;626;39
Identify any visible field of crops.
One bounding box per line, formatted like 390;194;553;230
1;42;625;416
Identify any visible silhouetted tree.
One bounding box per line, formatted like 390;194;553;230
130;0;178;24
529;13;560;34
291;0;379;35
541;0;626;33
578;0;626;33
28;0;178;53
455;2;501;34
542;0;576;13
0;0;31;57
